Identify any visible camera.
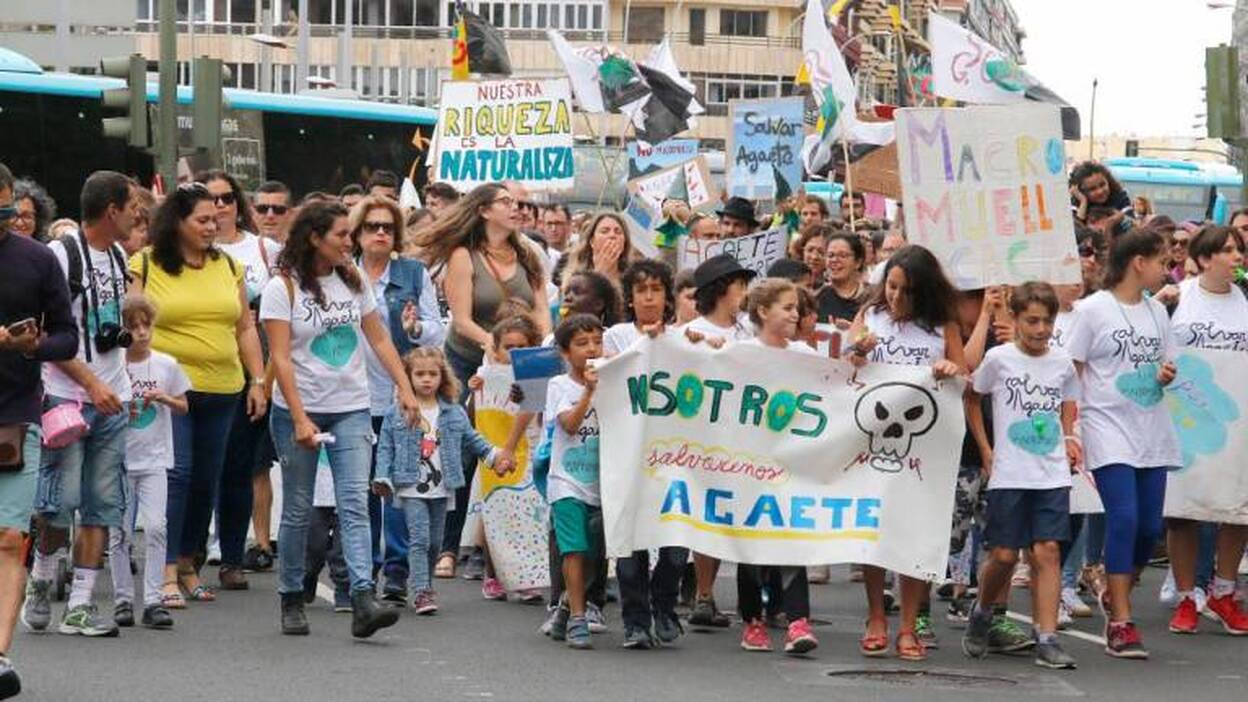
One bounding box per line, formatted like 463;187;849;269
94;322;133;353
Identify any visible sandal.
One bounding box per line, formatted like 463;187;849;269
859;619;889;657
895;630;927;662
161;583;187;610
434;553;456;579
184;584;217;602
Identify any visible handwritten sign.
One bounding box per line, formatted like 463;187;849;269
677;228;787;275
597;336;965;579
433;78;575;192
894;105;1078;289
626;156;716;215
726;97;805;201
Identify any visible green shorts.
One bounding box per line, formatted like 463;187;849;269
551;498;601;555
0;426;40;532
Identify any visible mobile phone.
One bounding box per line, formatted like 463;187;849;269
7;318;37;336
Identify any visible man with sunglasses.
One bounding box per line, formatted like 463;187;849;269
254;181;294;245
0;162;77;699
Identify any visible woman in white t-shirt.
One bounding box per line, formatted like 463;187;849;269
1065;228;1180;658
845;244;966;662
1164;226;1248;636
260;201;418;639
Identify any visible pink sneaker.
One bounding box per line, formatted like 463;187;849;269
516;589;545;603
784;617;819;655
740;619;772;652
413;590;439;615
482;578;506;601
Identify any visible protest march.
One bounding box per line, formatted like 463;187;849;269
3;1;1248;700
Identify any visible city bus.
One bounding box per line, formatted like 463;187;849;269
0;47;437;217
1104;157;1244;225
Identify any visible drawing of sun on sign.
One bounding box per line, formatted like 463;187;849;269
851;382;939;475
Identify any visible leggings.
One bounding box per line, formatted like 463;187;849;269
1093;464;1167;575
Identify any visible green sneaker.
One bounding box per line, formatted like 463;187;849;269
58;604;120;638
915;611;940;649
987;613;1033;653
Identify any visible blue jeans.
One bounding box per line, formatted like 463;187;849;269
396;496;448;593
35;397;127;529
218;394;271;567
1094;464;1168;575
271;406;375;595
167;391;238;562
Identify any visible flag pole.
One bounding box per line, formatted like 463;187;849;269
580;113;615;207
841;138;856;232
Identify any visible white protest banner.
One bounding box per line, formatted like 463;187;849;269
895;105;1079;289
596;336;965;580
433;78;575;192
928;13;1027;105
470;365;551;590
1163;347;1248;524
677;228;787;275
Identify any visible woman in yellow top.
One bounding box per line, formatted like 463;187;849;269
129;183;267;606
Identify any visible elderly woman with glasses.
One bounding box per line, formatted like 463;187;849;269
349;194;445;600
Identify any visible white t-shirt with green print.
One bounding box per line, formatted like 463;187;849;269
260;270;377;414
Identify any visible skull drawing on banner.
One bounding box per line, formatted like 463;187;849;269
853;382;938;473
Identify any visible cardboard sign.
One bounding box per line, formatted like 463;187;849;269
626;138;700;180
726;97;806;201
677;228;787;275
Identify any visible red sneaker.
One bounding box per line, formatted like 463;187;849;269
740;619;772;652
1169;597;1200;635
1205;594;1248;636
1105;621;1149;659
784;617;819;655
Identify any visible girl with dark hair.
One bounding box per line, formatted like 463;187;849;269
845;244;967;662
130;182;268;605
817;232;868;326
1069;161;1133;230
196;169;258;234
560;270;622;330
1066;228;1180;659
260;201;418;638
1164;225;1248;636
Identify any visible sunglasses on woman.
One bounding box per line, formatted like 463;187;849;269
213;192;237;206
362;221;396;235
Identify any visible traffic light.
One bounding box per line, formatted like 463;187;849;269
1125;139;1139;157
192;56;229;166
100;54;150;147
1205;45;1240;140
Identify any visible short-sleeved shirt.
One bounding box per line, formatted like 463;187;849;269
545;373;600;506
1050;307;1078;350
1065;290;1181;470
680;314;755;343
130;250;245;394
43;236;131;402
1171;277;1248;351
739;337;821;356
217;232;281;304
124;350;192;473
861;306;945;367
816;284;866;324
259;270;377;414
972;344;1080;490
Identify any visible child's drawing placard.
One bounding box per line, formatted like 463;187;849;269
894;105;1078;289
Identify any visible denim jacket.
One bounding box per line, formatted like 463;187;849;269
374;399;495;491
381;258;432;356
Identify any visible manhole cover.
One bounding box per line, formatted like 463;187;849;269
826;668;1017;690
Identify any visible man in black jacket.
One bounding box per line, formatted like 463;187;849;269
0;161;78;699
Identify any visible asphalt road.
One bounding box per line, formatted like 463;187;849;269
10;564;1248;702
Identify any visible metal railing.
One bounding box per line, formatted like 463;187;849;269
603;30;799;47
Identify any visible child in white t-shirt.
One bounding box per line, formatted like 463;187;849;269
109;297;189;629
964;282;1081;670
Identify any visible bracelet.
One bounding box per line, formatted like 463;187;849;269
1063;434;1082;445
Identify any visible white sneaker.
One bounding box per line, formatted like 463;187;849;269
585;603;608;633
1011;562;1031;589
1061;587;1092;618
1195;587;1219;621
1159;569;1177;607
1057;602;1073;629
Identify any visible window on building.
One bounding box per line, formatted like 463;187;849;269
390;0;413;24
591;3;601;28
493;2;505;26
719;9;766;37
239;62;256;89
231;0;256;23
626;7;663;43
577;4;586;28
689;8;705;45
415;0;437;25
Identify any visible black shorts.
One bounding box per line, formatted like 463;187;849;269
983;487;1071;549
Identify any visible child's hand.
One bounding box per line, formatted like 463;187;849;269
1156;360;1177;387
641;321;665;338
494;450;515;476
684;327;706;344
509;383;525;404
982;285;1007;313
371;480;392;499
583;366;599;392
932;359;961;380
1153;284;1180;307
467;375;484;392
992;319;1015;344
1065;436;1083;471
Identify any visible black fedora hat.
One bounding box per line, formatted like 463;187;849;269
717;196;756;223
693;253;758;291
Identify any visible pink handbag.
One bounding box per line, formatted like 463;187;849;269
41;401;88;449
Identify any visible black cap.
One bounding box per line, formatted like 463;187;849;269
766;257;812;282
717;196;756;223
694;253;758;291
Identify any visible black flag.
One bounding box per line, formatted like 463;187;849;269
461;7;512;76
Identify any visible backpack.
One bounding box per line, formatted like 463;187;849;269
62;233;129;303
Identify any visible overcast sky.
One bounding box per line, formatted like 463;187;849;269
1012;0;1234;137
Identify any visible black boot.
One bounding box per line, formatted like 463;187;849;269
351;590;399;638
281;592;309;635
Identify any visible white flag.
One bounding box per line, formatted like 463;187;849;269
928;13;1028;104
547;29;607;113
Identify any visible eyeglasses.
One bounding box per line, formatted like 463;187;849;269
1173;238;1191;248
1078;245;1096;258
212;192;237;207
362;221;396;235
491;195;517;208
255;204;289;216
12;211;34;223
